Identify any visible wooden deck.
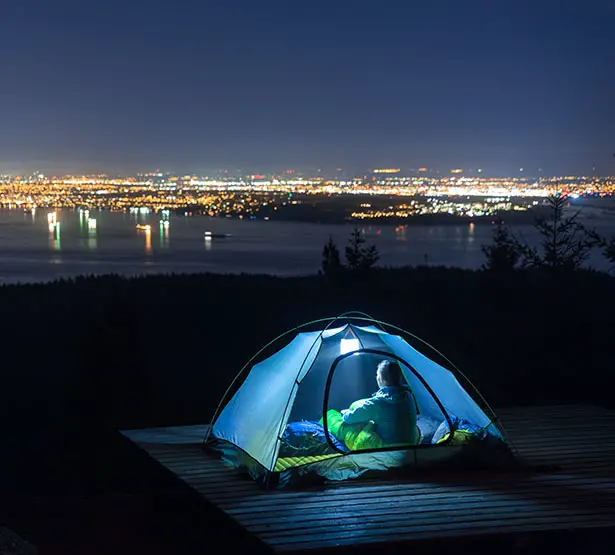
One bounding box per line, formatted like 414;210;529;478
121;405;615;553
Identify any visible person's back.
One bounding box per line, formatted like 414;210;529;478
367;384;418;445
342;360;419;446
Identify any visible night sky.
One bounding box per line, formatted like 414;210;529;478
2;0;614;175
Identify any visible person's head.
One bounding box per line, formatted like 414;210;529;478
376;359;404;388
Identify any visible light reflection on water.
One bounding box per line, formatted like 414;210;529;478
48;221;61;251
159;221;170;249
0;204;613;284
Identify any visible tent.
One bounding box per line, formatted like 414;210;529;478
205;313;515;488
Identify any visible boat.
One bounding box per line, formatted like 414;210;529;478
204;231;231;239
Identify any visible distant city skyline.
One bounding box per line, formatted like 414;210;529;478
1;163;614;180
2;1;614;176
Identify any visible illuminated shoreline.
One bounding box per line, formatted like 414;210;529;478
0;172;613;221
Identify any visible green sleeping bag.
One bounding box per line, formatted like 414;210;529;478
320;409;383;451
436;429;476;445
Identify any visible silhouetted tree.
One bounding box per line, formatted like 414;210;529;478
345;227;379;271
321;236;343;277
603;237;615;268
481;222;523;272
522;195;602;271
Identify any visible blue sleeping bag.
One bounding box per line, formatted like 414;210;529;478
431;415;488;444
280;421;349;457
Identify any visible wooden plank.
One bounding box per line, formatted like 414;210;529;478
270;516;615;551
203;485;615;511
210;472;615;503
143;442;615;462
503;412;615;422
177;461;613;492
144;450;207;460
233;482;615;518
496;404;609;415
176;466;615;504
264;513;615;546
197;477;615;513
508;431;615;443
501;414;614;424
516;450;615;461
504;414;615;423
238;494;615;529
152;456;249;474
193;470;615;500
258;507;615;541
143;436;615;465
154;447;615;486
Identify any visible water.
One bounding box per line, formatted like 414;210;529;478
0;203;614;284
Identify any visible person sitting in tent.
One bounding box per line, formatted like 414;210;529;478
341;359;419;446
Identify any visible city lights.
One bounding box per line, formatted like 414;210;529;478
0;172;612;223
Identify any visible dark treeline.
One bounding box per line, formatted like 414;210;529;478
1;267;614;436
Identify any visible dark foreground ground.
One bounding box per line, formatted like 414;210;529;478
0;267;614;553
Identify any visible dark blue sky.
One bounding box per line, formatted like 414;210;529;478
1;0;614;175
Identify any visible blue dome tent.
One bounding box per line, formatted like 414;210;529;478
204;313;516;488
